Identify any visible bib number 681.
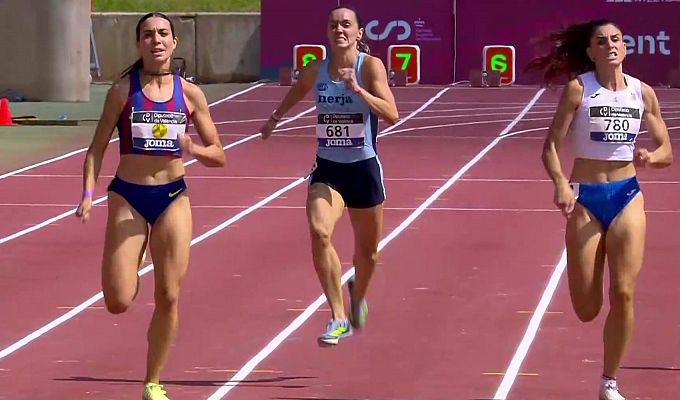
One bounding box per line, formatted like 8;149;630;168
326;125;350;137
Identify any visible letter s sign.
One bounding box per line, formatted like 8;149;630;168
365;20;411;41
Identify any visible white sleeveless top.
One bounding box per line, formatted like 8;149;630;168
570;71;644;161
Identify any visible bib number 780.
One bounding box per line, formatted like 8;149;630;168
326;125;350;137
604;118;630;132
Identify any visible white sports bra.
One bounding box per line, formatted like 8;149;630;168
570;71;644;161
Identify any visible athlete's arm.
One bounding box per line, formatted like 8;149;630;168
83;79;127;190
75;79;127;222
357;56;399;125
261;61;320;139
635;83;672;168
542;78;582;216
181;81;225;167
543;78;582;185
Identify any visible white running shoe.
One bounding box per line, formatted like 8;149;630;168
599;380;625;400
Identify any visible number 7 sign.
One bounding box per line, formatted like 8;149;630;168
387;45;421;84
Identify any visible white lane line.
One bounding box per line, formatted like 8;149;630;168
206;83;265;108
376;87;450;139
492;249;567;400
378;117;552;138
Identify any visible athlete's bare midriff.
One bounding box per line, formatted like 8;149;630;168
116;155;186;184
570;158;636;183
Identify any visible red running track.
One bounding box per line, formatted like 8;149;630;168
0;84;679;400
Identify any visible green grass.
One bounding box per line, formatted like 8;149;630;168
92;0;260;12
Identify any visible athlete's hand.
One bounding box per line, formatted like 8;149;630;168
75;197;93;223
260;115;278;140
554;181;576;217
338;68;362;93
634;148;652;168
178;132;194;155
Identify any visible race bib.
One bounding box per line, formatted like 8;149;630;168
130;110;187;152
316;113;365;148
588;105;640;144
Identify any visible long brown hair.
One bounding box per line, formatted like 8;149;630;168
329;4;370;54
120;12;176;77
525;19;621;85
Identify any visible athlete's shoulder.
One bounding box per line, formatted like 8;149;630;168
177;77;209;113
105;75;131;110
639;80;659;109
296;59;323;89
111;74;131;96
306;58;324;69
555;78;584;112
301;58;323;77
565;78;585;98
178;76;201;98
566;77;584;90
360;53;382;62
360;54;386;69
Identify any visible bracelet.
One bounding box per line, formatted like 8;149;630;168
83;189;93;198
270;112;282;121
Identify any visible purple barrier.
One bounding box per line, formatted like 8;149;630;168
261;0;454;84
455;0;680;86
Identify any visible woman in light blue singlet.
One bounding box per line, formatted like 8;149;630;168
529;19;672;400
260;5;399;346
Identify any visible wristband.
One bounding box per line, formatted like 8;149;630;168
83;189;93;198
270;112;282;121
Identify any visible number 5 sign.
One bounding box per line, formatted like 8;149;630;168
387;45;421;84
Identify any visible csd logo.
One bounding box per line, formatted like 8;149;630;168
365;20;411;41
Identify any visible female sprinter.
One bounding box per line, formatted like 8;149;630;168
530;19;672;400
75;12;225;400
260;5;399;346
